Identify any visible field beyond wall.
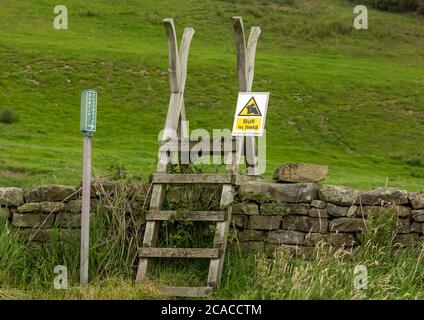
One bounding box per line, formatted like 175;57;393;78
0;0;423;190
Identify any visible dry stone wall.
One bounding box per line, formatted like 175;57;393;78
231;179;424;255
0;184;98;244
1;178;424;254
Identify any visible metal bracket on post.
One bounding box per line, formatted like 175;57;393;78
232;16;261;176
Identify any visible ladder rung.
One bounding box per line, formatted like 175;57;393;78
139;248;220;258
151;173;237;184
159;286;214;298
146;210;227;222
159;137;238;154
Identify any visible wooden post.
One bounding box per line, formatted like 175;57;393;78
232;16;261;175
80;133;92;284
136;18;195;282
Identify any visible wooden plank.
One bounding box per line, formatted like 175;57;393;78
137;19;194;283
159;286;214;298
207;188;234;288
159;137;237;154
135;184;164;282
207;145;238;289
232;16;247;92
80;135;92;285
232;16;261;176
146;210;226;222
162;18;180;93
151;173;234;184
178;27;195;88
246;26;261;91
140;248;220;259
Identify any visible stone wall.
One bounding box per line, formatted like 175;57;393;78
230;179;424;255
2;178;424;253
0;184;97;244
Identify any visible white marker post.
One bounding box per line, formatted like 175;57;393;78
79;89;97;285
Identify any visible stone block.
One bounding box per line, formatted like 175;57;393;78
239;181;318;203
311;200;327;209
308;207;328;218
55;213;81;228
260;202;286;215
411;222;423;234
18;202;66;214
237;230;266;242
329;218;366;232
356;205;410;218
396;219;411;234
356;188;408;206
409;191;424;209
267;230;305;245
319;185;359;206
232;202;259;215
0;187;25;207
247;215;281;230
231;214;248;229
305;232;357;247
327;203;349;217
25;185;78;202
273;163;328;183
12;213;54;228
281;216;328;233
412;210;424;222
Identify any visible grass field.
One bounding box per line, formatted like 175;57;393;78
0;0;423;190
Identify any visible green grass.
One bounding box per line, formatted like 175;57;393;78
1;207;424;300
0;0;423;190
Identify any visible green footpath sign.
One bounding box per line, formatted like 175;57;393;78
80;89;97;133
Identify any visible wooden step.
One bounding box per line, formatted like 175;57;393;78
159;137;238;155
151;173;238;185
139;248;220;258
159;286;214;298
146;210;227;222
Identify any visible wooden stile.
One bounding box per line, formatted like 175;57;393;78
135;17;261;297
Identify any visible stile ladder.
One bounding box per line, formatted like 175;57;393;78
135;17;261;298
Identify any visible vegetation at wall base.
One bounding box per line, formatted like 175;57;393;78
1;197;424;300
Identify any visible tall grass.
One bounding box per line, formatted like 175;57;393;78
217;208;424;300
1;187;424;299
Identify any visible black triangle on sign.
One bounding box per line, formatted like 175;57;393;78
238;96;262;116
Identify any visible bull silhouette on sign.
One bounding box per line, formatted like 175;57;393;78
246;103;260;115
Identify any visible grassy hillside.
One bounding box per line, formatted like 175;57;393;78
0;0;423;190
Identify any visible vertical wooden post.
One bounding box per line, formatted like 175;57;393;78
80;133;92;285
232;16;261;175
136;18;195;282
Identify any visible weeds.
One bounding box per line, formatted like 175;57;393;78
0;108;19;124
1;177;424;299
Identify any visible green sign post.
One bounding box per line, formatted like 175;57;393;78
80;89;97;285
80;89;97;133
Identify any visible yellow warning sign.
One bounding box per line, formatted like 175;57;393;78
238;97;262;117
232;92;269;137
235;117;262;132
